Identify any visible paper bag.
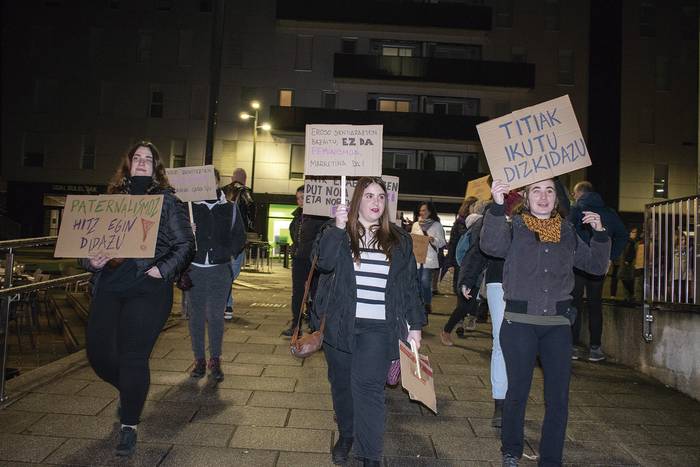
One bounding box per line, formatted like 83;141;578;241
411;234;430;264
399;340;437;414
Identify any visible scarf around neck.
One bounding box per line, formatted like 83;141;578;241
522;213;562;243
418;218;435;233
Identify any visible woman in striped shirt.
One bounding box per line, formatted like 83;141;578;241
313;177;425;467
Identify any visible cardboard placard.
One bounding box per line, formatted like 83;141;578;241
304;124;383;176
477;95;591;190
165;165;217;202
54;194;164;258
411;234;430;264
465;174;492;201
302;175;399;221
399;340;437;414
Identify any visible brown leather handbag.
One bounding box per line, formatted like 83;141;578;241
290;257;326;358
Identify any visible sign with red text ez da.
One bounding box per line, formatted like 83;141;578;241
54;195;163;258
165;165;217;202
477;95;590;189
304;124;383;177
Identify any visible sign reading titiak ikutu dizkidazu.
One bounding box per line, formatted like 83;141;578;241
477;95;591;189
304;124;383;177
54;194;164;258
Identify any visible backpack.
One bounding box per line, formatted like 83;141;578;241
455;230;472;266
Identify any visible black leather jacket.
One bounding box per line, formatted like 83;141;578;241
80;185;195;293
311;222;426;360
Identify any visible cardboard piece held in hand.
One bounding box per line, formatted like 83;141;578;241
411;234;430;264
399;340;437;414
165;165;217;202
465;174;492;201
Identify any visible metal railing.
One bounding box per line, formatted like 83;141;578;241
1;236;91;403
643;196;700;341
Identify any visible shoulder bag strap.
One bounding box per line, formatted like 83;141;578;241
291;255;323;341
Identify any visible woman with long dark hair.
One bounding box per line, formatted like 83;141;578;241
81;141;194;457
313;177;425;466
481;178;609;466
410;201;446;314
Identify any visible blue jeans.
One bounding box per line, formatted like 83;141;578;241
418;266;435;306
226;252;245;309
486;283;507;399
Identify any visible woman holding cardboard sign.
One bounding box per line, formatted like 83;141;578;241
312;177;425;466
81;142;194;458
410;202;446;314
481;178;609;467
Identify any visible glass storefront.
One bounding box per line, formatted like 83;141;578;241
267;203;296;256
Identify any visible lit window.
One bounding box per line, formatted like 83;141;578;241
378;99;411;112
279;89;293;107
653;164;668;198
382;46;413;57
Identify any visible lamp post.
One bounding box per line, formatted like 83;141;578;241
239;101;271;193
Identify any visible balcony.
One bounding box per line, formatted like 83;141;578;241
276;0;492;31
269;106;487;141
334;54;536;89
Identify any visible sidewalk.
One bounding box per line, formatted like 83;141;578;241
1;265;699;466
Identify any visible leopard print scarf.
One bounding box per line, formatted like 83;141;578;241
522;213;562;243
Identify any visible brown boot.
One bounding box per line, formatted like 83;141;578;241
440;330;454;346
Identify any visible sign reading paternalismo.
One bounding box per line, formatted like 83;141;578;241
165;165;217;202
477;95;590;189
54;194;164;258
304;124;383;176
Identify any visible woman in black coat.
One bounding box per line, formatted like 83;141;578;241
81;141;194;457
312;177;425;467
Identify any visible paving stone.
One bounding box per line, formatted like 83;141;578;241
148;370;192;386
543;440;638;465
528;390;611;407
249;391;333;410
0;410;45;434
10;393;112;416
385;394;425;414
449;385;495;401
246;335;291;345
138;421;234;447
64;366;102;382
0;433;65;463
386;413;474;437
431;374;485;386
583;406;670;425
194;405;289;426
221;333;251;343
565;421;655;444
469;417;543;441
75;381;170;401
216;375;296;392
162;384;252;406
148;357;193;372
159;446;277;467
30;378;89;395
437;363;490;376
44;437;170;466
277;451;365;466
431;435;505;461
234;352;303;366
655;409;700;427
287;409;337;430
383;432;435;458
294;377;332;394
425;352;470;365
300;354;328;367
601;392;700;410
230;426;331;453
25;413;116;439
623;443;700;466
641;424;700;446
436;400;493;418
218;362;265;376
385;458;488;467
263;365;328;379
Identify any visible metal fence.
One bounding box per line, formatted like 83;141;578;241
643;196;700;341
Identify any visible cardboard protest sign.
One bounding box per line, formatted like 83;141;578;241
477;95;590;190
165;165;217;202
399;340;437;414
411;234;430;264
54;194;164;258
302;175;399;221
465;174;492;201
304;125;383;177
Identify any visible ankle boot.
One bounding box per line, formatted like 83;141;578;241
190;359;206;378
331;436;353;464
208;357;224;382
492;399;504;428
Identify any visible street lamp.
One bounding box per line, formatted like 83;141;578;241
240;100;271;192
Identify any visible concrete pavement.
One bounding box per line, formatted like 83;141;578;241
1;265;699;466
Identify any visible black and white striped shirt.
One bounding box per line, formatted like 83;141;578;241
354;247;390;320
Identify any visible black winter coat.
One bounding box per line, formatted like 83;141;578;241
311;223;426;360
289;207;328;260
568;191;627;261
80;185;195;292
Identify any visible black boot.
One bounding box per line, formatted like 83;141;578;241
492;399;504;428
331;436;353;465
115;426;137;457
209;357;224;383
190;359;206;378
362;458;381;467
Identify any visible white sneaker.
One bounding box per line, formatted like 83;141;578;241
224;308;233;320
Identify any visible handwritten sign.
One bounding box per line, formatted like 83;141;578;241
54;194;164;258
165;165;217;202
477;95;590;189
302;175;399;222
304;124;383;176
465;175;492;201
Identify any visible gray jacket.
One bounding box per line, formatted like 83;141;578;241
480;203;610;325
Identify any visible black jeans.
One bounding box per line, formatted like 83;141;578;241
291;256;313;327
500;321;572;466
87;277;173;426
444;288;479;333
324;319;392;461
571;270;604;347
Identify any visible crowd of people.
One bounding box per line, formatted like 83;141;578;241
84;141;641;466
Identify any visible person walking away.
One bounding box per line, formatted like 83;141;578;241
441;200;490;345
222;168;256;320
411;202;446;315
619;227;638;302
446;197;478;335
568;181;627;362
283;185;328;337
186;169;246;382
81;142;195;457
313;177;425;466
482;178;610;467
